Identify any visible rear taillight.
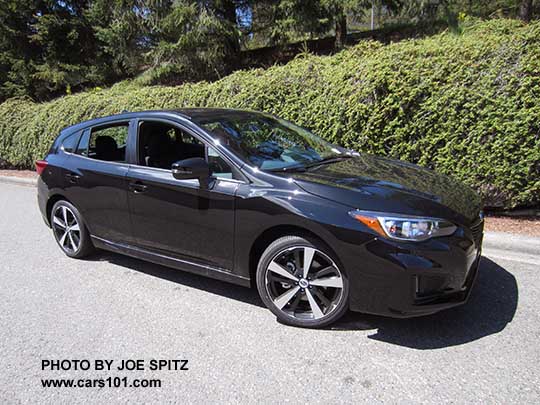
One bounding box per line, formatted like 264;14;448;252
35;160;48;176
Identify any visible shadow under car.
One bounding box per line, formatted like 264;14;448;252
90;253;517;349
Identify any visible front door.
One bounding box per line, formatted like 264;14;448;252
126;119;239;271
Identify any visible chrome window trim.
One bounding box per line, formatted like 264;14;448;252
127;163;248;185
63;150;247;185
62;150;131;167
133;117;249;184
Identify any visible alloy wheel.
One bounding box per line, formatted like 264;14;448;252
264;246;345;321
52;205;81;254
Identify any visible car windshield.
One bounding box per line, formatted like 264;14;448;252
196;113;344;171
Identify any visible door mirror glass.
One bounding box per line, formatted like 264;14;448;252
172;157;210;187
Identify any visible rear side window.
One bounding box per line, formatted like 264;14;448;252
76;123;129;163
61;133;80;153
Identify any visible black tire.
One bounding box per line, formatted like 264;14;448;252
256;235;349;328
50;200;94;259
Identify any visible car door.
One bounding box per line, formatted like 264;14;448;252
63;120;135;243
125;118;240;271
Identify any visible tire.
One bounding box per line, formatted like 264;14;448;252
50;200;94;259
256;235;349;328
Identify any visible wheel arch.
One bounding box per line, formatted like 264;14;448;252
247;224;340;288
45;194;73;226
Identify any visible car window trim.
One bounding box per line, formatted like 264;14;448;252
127;160;247;185
66;119;133;164
65;152;132;168
59;131;83;154
132;117;249;184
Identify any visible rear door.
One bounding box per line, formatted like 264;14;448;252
62;120;135;243
125;118;241;271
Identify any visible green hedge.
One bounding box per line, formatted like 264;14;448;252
1;18;539;209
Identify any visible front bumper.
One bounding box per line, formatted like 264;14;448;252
344;223;483;318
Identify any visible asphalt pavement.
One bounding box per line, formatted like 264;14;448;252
0;182;538;404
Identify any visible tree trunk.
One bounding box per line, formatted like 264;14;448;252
222;0;237;26
335;12;347;49
370;3;375;30
519;0;533;22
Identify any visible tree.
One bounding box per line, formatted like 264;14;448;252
0;0;38;101
0;0;110;101
85;0;148;79
271;0;404;49
140;1;240;85
30;0;104;99
519;0;533;21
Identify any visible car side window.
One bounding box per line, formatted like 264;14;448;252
75;131;90;156
138;120;240;181
76;123;129;163
61;133;80;153
138;121;205;169
208;146;234;180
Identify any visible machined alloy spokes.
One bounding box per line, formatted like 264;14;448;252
265;246;344;320
52;206;81;253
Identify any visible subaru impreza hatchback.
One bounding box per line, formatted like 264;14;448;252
36;109;483;328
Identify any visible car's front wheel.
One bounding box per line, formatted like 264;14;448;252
50;200;94;259
256;235;349;328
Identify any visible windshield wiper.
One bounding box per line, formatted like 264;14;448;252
266;155;353;173
266;164;307;173
303;155;353;170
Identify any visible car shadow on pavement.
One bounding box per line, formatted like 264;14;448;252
331;257;518;349
93;253;517;349
91;251;266;308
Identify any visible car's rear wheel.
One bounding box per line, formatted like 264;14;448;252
256;235;349;328
51;200;94;258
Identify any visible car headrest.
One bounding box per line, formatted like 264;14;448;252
146;131;172;155
95;136;118;161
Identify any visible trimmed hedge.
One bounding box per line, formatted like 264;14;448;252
0;19;539;209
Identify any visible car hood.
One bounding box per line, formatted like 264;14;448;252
288;154;481;226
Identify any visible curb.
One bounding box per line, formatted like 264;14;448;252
0;175;37;187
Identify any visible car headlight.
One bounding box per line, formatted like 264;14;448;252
349;210;457;242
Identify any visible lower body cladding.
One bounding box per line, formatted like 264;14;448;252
343;234;482;318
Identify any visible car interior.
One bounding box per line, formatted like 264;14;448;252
74;121;235;179
84;124;128;162
138;121;234;179
138;122;205;169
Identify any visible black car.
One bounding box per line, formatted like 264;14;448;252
36;109;483;328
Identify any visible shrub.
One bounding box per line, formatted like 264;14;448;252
0;19;539;209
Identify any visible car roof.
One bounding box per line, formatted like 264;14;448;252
60;108;265;135
173;108;270;123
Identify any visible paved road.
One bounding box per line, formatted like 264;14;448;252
0;182;538;404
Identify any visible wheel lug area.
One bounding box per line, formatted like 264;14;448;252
298;278;310;289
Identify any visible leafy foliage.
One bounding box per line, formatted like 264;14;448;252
139;1;240;86
0;19;539;209
0;0;242;102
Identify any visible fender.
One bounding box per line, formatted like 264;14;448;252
232;181;374;280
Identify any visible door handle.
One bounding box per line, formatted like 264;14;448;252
65;173;80;183
129;181;148;193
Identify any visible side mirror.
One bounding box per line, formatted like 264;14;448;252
172;158;210;188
